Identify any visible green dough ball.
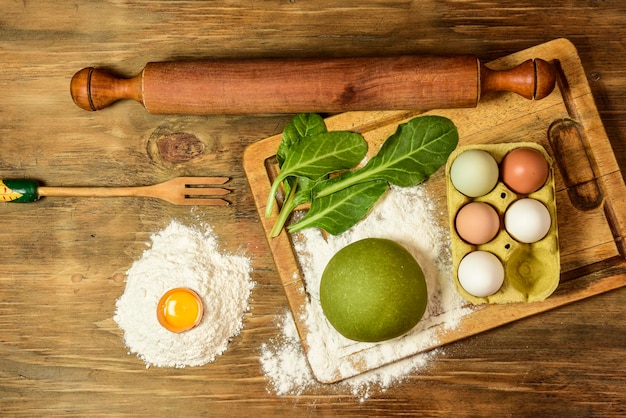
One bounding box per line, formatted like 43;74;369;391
320;238;428;342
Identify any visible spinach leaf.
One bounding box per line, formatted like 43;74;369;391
265;113;458;237
265;131;367;218
273;113;327;235
269;176;315;237
315;116;458;198
288;179;388;235
277;113;327;166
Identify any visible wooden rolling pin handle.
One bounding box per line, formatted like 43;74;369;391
70;57;556;113
71;67;143;112
480;58;556;101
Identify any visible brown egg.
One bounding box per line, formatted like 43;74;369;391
455;202;500;245
501;147;549;194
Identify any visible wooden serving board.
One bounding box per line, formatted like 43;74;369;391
243;38;626;383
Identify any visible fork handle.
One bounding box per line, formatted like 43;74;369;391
0;179;157;202
70;56;557;114
38;185;154;198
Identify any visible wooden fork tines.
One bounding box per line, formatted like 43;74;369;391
174;177;231;206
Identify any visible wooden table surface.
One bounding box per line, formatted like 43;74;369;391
1;2;625;416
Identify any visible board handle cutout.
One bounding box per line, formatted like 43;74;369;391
548;118;604;211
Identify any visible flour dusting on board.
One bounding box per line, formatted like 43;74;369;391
260;184;473;398
114;220;254;368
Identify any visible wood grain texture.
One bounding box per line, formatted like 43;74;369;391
0;1;625;416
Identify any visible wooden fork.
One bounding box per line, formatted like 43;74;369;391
1;177;230;205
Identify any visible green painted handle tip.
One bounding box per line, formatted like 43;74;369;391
1;179;40;203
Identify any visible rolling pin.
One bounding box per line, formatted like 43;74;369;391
70;56;557;115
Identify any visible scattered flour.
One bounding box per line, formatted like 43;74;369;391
260;184;474;398
114;220;254;368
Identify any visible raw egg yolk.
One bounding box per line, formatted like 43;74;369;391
157;288;204;333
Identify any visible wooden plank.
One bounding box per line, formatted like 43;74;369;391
2;2;626;415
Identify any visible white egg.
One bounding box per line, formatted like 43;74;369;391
457;251;504;297
449;149;500;197
504;198;552;243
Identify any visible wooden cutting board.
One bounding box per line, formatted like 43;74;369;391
243;38;626;383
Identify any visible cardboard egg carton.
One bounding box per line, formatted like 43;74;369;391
446;142;560;304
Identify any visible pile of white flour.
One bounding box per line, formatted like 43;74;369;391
260;184;473;399
114;220;254;368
